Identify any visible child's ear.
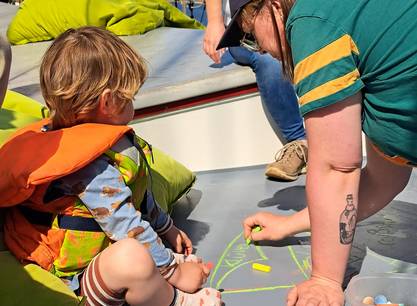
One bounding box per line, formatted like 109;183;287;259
98;89;113;115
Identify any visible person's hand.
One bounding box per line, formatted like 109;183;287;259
243;212;294;242
162;225;193;256
203;20;226;64
168;262;211;293
286;277;344;306
173;252;202;264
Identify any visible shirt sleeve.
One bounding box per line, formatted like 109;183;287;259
287;16;364;116
140;192;173;236
58;156;173;268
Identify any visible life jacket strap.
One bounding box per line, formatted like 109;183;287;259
18;206;102;232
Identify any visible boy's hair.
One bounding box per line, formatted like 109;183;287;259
40;26;147;129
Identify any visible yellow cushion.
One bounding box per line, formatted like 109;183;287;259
0;90;47;145
0;251;80;306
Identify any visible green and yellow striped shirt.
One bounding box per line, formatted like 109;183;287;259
287;0;417;164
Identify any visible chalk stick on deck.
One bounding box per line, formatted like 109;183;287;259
252;262;271;273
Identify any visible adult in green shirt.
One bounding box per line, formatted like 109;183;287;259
218;0;417;305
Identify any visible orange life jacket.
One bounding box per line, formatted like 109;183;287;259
0;119;138;274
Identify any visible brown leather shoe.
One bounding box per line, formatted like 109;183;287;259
265;140;308;181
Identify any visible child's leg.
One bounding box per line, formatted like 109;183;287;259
81;238;222;306
81;238;174;306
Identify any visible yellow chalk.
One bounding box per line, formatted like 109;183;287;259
252;263;271;273
246;226;262;245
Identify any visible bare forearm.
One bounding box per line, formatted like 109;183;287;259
286;208;310;236
357;140;412;221
307;164;360;284
206;0;223;24
283;142;412;236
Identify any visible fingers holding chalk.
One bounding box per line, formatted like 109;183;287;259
246;226;262;245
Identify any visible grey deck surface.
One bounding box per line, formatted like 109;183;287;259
0;3;255;109
172;165;417;305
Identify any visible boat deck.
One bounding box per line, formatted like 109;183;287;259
175;165;417;305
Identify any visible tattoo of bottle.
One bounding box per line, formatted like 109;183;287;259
339;194;357;244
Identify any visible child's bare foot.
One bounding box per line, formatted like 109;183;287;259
173;253;202;264
174;288;222;306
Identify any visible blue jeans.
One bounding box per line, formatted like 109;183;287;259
229;46;305;142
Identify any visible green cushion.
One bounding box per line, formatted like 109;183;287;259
0;251;80;306
150;146;196;213
7;0;204;45
2;90;47;118
0;90;46;145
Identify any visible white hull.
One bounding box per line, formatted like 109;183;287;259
131;92;283;172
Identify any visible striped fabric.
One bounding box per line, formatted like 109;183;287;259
287;15;363;115
80;255;126;306
286;0;417;164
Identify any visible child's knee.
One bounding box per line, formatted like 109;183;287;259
102;238;156;279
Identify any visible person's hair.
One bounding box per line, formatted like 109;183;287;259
239;0;295;81
40;26;148;129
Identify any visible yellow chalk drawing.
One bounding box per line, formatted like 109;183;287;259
209;231;311;295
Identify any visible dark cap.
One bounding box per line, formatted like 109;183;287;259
216;0;252;50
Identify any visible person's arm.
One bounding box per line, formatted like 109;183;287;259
243;210;310;242
58;156;209;292
140;192;173;236
57;157;174;269
305;93;362;285
0;35;11;108
203;0;226;63
287;93;362;306
142;192;193;255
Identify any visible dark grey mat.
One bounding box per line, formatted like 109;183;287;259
171;165;417;305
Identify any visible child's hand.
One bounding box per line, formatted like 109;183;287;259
168;262;210;293
173;252;202;264
243;212;294;242
162;225;193;256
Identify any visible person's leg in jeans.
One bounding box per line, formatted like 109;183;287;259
228;46;307;181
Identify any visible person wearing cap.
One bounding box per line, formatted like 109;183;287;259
203;0;307;182
220;0;417;305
